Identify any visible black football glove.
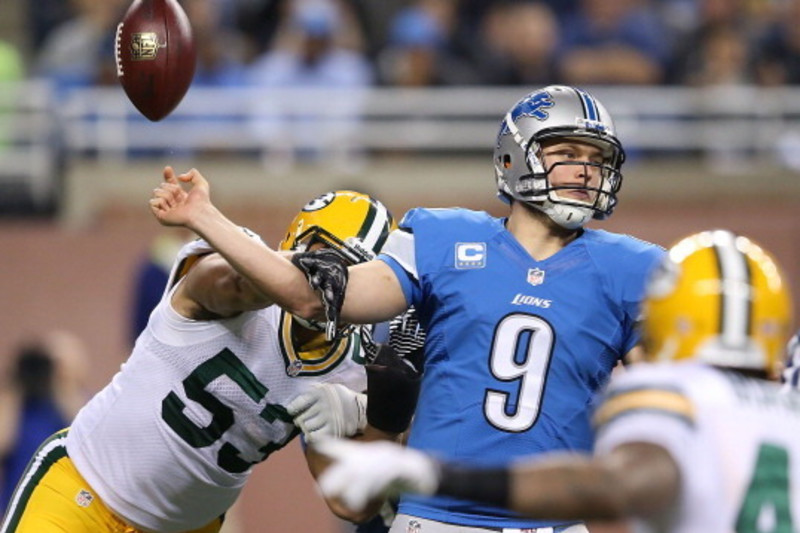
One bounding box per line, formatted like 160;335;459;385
291;249;349;341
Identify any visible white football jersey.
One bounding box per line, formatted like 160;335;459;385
67;238;368;533
594;362;800;533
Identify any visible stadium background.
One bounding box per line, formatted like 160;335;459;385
1;0;800;531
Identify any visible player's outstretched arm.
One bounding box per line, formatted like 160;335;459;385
150;166;323;319
316;439;680;522
149;166;408;326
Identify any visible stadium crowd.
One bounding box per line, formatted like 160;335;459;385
15;0;800;96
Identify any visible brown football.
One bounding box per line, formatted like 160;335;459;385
115;0;196;121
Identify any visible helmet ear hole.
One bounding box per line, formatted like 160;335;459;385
503;154;512;169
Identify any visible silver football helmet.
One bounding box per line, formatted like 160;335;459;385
494;85;625;229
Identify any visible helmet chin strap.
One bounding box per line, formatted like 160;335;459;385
517;172;594;230
527;199;593;230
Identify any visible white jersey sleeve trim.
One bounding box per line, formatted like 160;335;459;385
380;230;418;281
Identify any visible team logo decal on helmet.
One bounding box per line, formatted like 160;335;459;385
301;191;337;212
496;90;555;145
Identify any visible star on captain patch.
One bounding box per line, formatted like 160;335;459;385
527;268;545;286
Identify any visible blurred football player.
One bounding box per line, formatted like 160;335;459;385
783;330;800;392
0;186;397;533
147;85;665;532
316;229;799;533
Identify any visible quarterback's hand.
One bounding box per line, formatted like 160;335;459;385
287;384;367;443
315;439;440;512
150;166;211;229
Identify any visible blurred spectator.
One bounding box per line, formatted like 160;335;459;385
682;24;754;86
669;0;757;84
247;0;373;173
129;229;194;345
0;330;89;513
0;41;23;84
468;2;560;86
556;0;670;85
753;0;800;85
0;40;24;151
233;0;288;61
33;0;125;98
184;0;250;87
754;1;800;170
377;0;480;86
25;0;76;55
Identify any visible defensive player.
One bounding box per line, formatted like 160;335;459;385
148;85;665;532
783;330;800;392
316;229;799;533
0;187;395;533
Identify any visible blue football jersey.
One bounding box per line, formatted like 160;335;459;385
378;207;665;529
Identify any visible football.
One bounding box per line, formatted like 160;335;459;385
115;0;196;121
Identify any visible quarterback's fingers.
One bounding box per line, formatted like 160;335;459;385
177;168;208;190
163;165;177;183
152;187;179;209
149;197;166;212
152;186;175;199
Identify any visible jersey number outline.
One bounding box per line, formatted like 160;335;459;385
484;313;554;432
161;348;296;474
736;442;794;532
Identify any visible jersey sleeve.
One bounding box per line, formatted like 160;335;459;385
378;228;420;308
591;233;665;355
593;364;695;468
377;207;467;309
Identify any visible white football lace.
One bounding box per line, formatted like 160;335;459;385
114;23;124;78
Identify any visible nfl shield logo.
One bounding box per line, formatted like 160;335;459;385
407;519;422;533
287;360;303;377
527;268;545;286
75;489;94;508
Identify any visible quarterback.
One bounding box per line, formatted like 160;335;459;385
318;230;799;533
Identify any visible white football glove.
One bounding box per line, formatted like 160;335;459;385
315;438;440;512
287;383;367;443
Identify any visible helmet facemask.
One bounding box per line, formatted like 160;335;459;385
290;226;376;266
514;133;624;229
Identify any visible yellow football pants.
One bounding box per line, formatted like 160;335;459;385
1;430;222;533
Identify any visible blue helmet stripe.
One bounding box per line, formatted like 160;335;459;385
575;88;598;121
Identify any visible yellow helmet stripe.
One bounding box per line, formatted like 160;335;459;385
593;387;696;430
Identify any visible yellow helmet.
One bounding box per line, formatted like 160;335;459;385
641;229;793;375
279;190;396;264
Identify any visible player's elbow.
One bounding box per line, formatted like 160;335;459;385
285;297;325;322
324;497;379;524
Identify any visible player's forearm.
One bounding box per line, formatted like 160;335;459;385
188;202;323;318
436;455;628;521
508;456;630;520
